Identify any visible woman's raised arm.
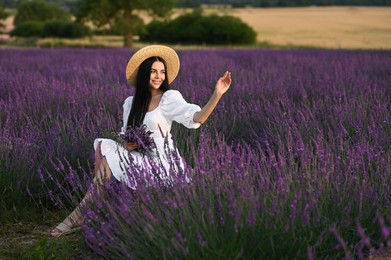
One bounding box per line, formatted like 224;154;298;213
193;71;232;124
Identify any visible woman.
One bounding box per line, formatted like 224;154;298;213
51;45;232;237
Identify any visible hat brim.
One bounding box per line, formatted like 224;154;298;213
125;45;180;87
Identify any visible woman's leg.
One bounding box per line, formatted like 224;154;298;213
51;142;113;236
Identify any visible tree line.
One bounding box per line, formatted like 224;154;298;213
1;0;256;47
179;0;390;6
0;0;389;9
177;0;391;7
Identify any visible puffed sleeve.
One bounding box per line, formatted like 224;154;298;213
160;90;201;129
121;96;133;133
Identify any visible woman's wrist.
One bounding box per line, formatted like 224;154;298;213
213;90;223;99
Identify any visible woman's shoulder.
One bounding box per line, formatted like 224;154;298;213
161;89;183;102
124;96;134;103
159;90;195;112
123;96;134;108
163;89;180;96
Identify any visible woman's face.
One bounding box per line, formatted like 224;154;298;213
149;61;166;91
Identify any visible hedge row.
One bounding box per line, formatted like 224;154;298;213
10;21;91;38
141;11;257;45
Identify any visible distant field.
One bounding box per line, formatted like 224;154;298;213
145;6;391;50
226;6;391;49
205;7;391;49
2;7;391;49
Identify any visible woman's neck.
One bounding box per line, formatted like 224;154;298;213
151;89;163;96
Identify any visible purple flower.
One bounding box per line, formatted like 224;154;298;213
119;124;155;155
382;226;390;239
196;231;207;247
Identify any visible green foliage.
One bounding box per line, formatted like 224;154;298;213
141;0;176;18
75;0;175;29
0;6;8;29
141;11;257;45
0;6;7;19
94;14;146;36
285;0;310;6
10;20;91;38
74;0;175;46
13;0;70;26
41;21;91;38
0;0;23;8
1;0;390;9
176;0;201;7
0;216;87;259
232;0;247;7
10;21;43;37
176;0;388;6
28;236;85;259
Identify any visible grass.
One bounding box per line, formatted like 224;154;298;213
0;208;87;259
0;35;125;49
35;35;125;48
0;36;322;50
0;166;86;259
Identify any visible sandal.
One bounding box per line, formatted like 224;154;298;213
51;222;81;237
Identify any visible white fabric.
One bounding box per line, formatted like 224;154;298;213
94;90;201;189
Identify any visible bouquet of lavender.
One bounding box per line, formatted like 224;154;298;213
119;124;155;155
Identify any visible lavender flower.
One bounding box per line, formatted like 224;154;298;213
1;48;390;259
119;124;155;155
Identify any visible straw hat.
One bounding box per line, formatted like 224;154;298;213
125;45;180;87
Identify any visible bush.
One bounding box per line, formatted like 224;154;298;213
141;11;257;45
11;20;91;39
13;0;70;26
0;7;8;29
10;21;43;37
202;15;257;44
41;21;91;38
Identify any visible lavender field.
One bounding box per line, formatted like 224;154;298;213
0;48;390;259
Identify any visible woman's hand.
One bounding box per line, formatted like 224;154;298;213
193;70;232;124
215;71;232;97
124;142;139;151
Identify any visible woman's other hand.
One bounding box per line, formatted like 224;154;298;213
215;71;232;97
193;70;232;124
124;142;139;151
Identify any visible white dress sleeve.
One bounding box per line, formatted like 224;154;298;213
160;90;201;129
121;96;133;133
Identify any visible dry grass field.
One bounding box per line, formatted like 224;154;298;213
143;6;391;50
225;6;391;49
1;7;391;49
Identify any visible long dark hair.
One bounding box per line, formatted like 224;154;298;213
127;56;170;128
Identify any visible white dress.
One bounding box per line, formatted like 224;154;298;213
93;90;201;189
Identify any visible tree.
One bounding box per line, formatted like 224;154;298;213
176;0;201;7
0;6;8;30
75;0;175;47
0;0;22;8
13;1;70;26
